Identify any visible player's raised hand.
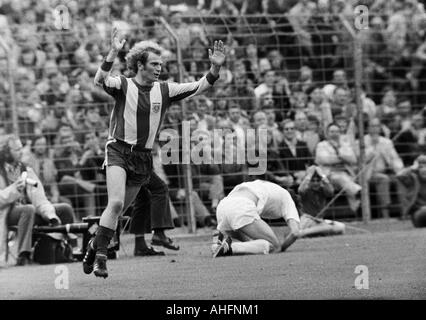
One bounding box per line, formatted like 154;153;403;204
111;27;126;52
208;40;226;67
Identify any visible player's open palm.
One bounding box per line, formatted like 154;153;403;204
111;27;126;51
208;40;226;66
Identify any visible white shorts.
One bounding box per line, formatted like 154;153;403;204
216;196;260;232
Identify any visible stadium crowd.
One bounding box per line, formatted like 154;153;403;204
1;0;426;266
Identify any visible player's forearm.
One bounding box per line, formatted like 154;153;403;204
94;49;118;86
281;218;300;252
209;64;221;78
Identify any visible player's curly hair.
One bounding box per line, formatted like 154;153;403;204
125;41;163;74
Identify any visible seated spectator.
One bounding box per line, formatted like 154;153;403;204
411;114;426;153
0;135;76;266
261;126;294;188
376;87;398;123
330;87;356;119
306;86;333;135
261;104;283;147
305;114;322;156
294;111;309;141
287;0;316;59
254;70;276;103
227;103;249;144
292;65;313;93
315;123;361;212
323;69;349;101
191;96;215;131
360;87;377;121
334;113;357;149
363;118;404;218
273;74;292;119
396;155;426;227
240;42;261;84
227;71;257;114
396;98;413;131
54;131;96;220
252;110;268;129
298;165;334;216
21;135;62;204
74;105;107;144
390;112;420;167
162;102;182;132
215;120;247;194
185;37;210;80
298;166;345;238
279;119;313;185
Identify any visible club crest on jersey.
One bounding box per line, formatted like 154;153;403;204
152;102;161;113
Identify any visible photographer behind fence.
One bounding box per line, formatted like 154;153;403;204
0;135;76;266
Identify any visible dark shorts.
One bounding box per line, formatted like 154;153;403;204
105;140;153;186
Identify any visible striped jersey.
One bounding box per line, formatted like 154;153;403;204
99;72;219;149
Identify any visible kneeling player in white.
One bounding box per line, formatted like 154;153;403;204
212;180;300;257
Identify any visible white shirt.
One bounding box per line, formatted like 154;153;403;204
229;180;300;222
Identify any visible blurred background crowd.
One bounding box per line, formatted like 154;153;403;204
1;0;426;232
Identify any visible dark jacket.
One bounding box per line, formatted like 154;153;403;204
279;139;313;173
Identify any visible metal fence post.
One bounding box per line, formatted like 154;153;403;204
340;15;371;223
159;17;197;233
0;39;19;136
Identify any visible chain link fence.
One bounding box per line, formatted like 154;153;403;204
1;5;425;230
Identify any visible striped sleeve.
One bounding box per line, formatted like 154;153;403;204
94;68;122;97
168;72;219;102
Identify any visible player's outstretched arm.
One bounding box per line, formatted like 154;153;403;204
94;27;125;88
168;40;227;102
281;218;300;252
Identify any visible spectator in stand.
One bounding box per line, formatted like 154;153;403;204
227;70;257;115
74;105;107;144
288;0;316;60
293;65;314;93
273;73;292;119
363;118;404;218
294;111;309;141
323;69;349;101
254;70;275;102
191;96;216;131
21;135;62;204
376;87;398;124
227;103;248;144
315;123;361;212
288;91;308;119
18;44;46;79
306;86;333;135
411;114;426;153
162;102;182;132
330;86;356;119
216;119;247;195
334;113;357;149
185;37;210;80
397;99;413;131
305;114;322;156
54;129;96;220
0;135;75;266
396;154;426;227
297;165;345;238
241;42;261;84
263;49;287;77
279;119;313;185
261;104;283;147
252;110;268;129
